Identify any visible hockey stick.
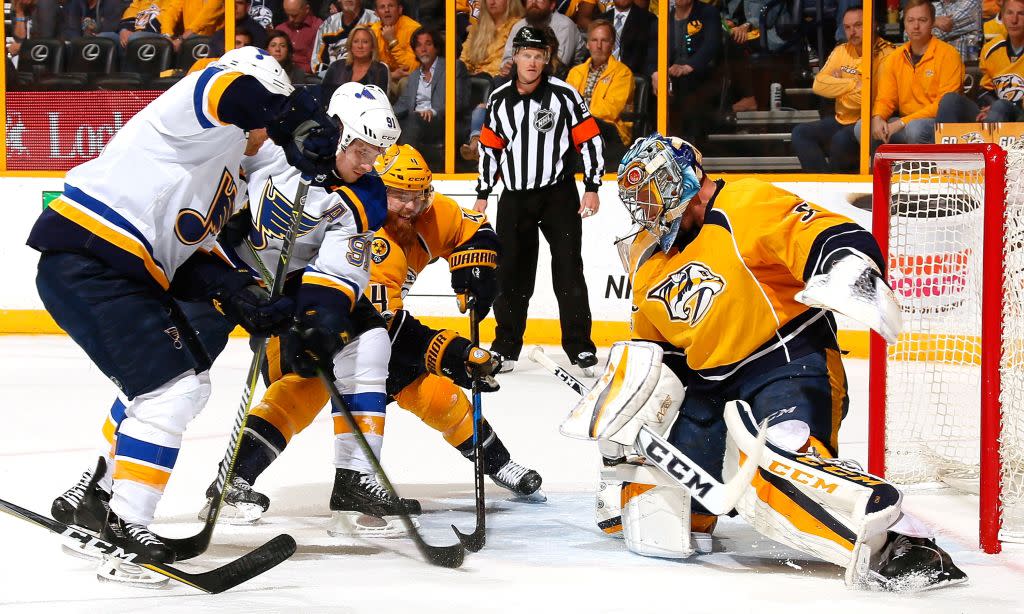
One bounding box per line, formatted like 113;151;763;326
162;177;311;560
452;301;486;552
527;345;765;516
317;368;466;568
0;497;295;594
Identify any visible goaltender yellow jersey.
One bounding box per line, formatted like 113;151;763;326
628;178;882;387
366;193;490;314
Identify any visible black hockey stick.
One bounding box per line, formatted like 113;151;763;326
162;177;311;560
316;368;466;568
0;496;295;594
452;302;486;552
527;345;765;516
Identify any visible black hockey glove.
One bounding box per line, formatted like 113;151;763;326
216;207;254;250
266;87;339;184
285;307;353;378
424;329;500;392
448;246;498;318
213;281;294;337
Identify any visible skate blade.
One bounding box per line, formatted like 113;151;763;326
96;556;169;589
62;539;104;562
692;532;713;554
326;511;419;538
199;500;263;525
508;488;547;504
865;570;969;593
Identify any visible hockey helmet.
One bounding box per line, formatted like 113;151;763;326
512;26;550;52
375;144;435;212
215;46;294;96
327;83;402;152
617;134;705;250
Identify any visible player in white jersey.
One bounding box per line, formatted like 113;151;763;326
26;47;340;570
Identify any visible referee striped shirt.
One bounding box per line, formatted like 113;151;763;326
476;75;604;198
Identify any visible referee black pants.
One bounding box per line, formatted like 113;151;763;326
491;179;595;362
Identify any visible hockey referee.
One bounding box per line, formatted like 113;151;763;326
472;25;603;375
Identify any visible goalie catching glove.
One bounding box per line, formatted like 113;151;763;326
796;251;902;344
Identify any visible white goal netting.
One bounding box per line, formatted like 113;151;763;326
882;142;1024;543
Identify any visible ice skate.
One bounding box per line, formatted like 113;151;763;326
489;459;546;503
52;456;109;533
573;351;598;378
491;351;516;374
869;532;968;592
198;476;270;525
94;512;174;587
327;468;421;538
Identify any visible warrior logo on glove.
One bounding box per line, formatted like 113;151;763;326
647;262;725;326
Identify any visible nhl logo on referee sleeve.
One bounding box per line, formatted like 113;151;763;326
370;237;391;264
533;109;556;133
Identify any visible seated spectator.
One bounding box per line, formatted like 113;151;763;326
162;0;227;40
795;6;897;172
268;29;318;83
906;0;983;61
394;27;470;168
322;24;390;96
985;0;1002;19
236;28;254;48
312;0;379;76
601;0;657;77
501;0;584;74
938;0;1024;123
64;0;125;40
870;0;965;145
986;11;1008;40
371;0;422;84
8;0;60;58
461;0;524;78
211;0;269;56
558;0;600;29
653;0;721;141
113;0;178;50
276;0;323;74
566;19;634;170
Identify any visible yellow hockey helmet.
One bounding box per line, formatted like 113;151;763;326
375;144;433;192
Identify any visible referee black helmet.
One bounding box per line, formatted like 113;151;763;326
512;26;549;52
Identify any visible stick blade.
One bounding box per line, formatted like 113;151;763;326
421;540;466;568
452;524;485;552
168;533;297;594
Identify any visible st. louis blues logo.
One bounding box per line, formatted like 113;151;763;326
248;177;320;249
647;262;725;326
355;87;377;100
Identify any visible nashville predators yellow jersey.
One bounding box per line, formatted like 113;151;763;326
366;193;489;314
628;178;879;385
980;36;1024;104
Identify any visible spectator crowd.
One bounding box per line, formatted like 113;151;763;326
5;0;1024;172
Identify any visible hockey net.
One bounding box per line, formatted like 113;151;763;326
870;143;1024;554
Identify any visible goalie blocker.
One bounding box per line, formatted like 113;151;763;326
564;341;966;590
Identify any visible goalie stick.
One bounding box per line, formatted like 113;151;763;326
0;497;295;594
527;346;765;516
452;301;486;552
162;177;311;561
317;368;466;568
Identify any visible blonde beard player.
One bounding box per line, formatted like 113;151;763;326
560;134;967;591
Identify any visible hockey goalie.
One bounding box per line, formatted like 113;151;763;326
562;134;966;591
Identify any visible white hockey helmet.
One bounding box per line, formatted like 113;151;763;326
215;46;294;97
327;83;401;151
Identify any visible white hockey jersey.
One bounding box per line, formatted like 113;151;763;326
234;140;388;312
27;66;285;291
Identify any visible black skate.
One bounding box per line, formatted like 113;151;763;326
198;476;271;525
573;351;598;377
871;532;968;592
327;468;421;538
53;456;110;534
95;511;174;587
489;459;546;502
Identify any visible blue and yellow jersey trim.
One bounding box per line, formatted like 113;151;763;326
301;266;360;311
50;185;171;289
193;67;245;129
112;433;180;491
336;174;387;234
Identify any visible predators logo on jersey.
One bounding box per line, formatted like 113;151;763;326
992;73;1024;102
248;176;321;249
647;262;725;326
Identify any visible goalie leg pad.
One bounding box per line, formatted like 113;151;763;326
621;482;695;559
596;466;624;537
562;341;683;445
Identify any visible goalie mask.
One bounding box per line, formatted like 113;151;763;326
618;134;705;251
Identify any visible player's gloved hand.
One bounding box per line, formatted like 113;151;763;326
216;207;254;249
285;307;352;378
267;87;339;184
424;330;500;391
448;246;498;318
214;282;294;336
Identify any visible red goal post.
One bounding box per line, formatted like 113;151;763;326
869;143;1023;555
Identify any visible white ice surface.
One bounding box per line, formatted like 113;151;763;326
0;337;1022;614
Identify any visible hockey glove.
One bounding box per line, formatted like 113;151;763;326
448;246;498;318
424;329;500;391
213;281;295;337
267;87;339;184
285;307;353;378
